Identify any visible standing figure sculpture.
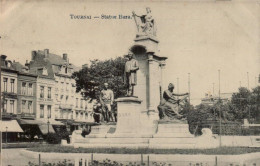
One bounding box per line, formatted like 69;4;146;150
99;83;114;122
124;51;139;96
132;7;156;37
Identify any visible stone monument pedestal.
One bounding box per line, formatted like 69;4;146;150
149;120;197;149
73;97;152;148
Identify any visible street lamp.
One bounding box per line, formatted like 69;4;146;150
47;117;50;134
218;69;222;147
6;127;8;144
188;73;190;104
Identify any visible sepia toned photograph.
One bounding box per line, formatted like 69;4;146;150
0;0;260;165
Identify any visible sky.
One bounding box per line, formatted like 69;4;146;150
1;0;259;105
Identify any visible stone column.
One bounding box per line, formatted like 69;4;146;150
141;53;159;135
160;61;166;100
148;54;155;111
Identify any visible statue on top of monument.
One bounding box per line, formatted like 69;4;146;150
124;51;139;96
132;7;157;37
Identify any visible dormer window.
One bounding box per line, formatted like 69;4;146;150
42;68;48;75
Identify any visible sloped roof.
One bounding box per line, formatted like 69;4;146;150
29;50;81;78
12;62;28;72
37;50;67;66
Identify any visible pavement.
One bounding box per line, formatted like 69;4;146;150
2;148;68;166
2;148;260;166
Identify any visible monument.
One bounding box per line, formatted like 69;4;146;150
72;8;218;149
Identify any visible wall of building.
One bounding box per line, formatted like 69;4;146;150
17;73;37;118
1;70;18;114
36;77;55;120
54;75;86;121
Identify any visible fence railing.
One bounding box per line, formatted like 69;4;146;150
191;120;260;136
32;154;257;166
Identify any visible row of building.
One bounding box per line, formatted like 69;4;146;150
201;92;233;106
1;49;94;142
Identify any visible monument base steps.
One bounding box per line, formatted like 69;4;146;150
74;143;149;149
72;123;217;149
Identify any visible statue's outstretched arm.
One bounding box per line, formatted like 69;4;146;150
165;91;178;101
173;93;189;96
132;11;142;18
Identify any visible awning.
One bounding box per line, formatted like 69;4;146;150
38;124;55;135
73;120;98;126
0;120;24;132
18;119;45;125
39;119;65;126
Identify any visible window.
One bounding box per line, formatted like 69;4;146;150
60;110;63;119
10;100;14;113
80;113;83;119
61;82;64;90
10;79;15;93
47;105;51;118
66;83;69;91
40;86;44;98
55;112;59;119
71;96;74;105
76;112;79;119
28;83;33;96
80;99;83;108
22;82;26;95
3;78;8;92
40;105;44;118
66;96;69;101
28;101;32;114
65;112;68;119
22;100;26;113
48;87;51;99
60;95;64;100
3;100;7;112
76;98;78;108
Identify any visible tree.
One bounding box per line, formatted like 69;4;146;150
187;104;215;135
230;87;251;121
72;57;127;100
250;86;260;123
228;86;260;123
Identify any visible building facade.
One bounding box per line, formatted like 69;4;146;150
29;49;88;123
1;55;18;117
201;92;233;105
36;76;55;120
13;62;38;119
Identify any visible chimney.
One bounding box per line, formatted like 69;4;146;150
25;60;30;69
0;55;7;66
63;53;68;61
31;51;37;60
44;49;49;57
1;55;7;60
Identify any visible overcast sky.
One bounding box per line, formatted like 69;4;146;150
1;0;259;105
